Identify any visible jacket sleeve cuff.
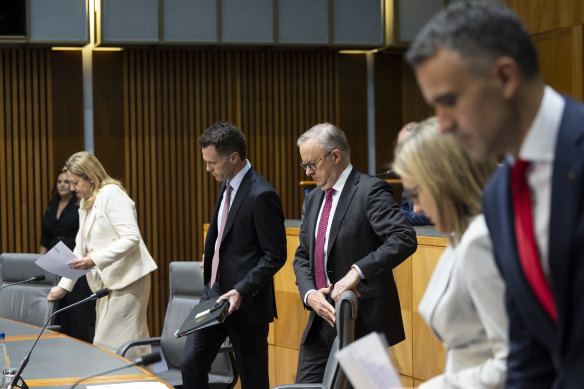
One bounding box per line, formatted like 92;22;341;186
58;277;77;292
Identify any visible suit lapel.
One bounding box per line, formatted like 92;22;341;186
221;168;255;240
307;189;325;262
207;183;224;244
549;97;584;350
327;168;359;254
496;164;557;348
81;202;97;241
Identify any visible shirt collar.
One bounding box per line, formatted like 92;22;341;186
226;160;251;191
508;86;564;165
331;164;353;194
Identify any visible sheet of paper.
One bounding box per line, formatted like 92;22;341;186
34;241;88;280
336;332;402;389
87;382;168;389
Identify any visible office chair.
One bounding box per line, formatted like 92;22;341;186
117;261;237;389
272;290;358;389
0;253;60;329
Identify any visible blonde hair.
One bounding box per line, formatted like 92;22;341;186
392;117;497;246
64;151;125;211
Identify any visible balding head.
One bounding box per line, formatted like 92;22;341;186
397;122;418;145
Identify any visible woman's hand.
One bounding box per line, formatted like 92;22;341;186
67;256;95;270
47;286;68;301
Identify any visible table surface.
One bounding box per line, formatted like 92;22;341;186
0;318;171;389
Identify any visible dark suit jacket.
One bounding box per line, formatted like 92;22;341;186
204;167;287;326
294;168;417;345
483;97;584;388
400;193;432;226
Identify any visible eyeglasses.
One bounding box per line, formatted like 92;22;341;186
404;186;420;204
299;150;332;171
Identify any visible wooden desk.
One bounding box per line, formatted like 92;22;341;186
0;318;171;388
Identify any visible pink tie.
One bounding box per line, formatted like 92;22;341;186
511;160;557;321
211;184;231;287
314;188;335;290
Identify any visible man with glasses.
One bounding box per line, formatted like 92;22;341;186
293;122;417;384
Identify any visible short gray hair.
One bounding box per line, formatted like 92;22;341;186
406;0;539;79
297;122;350;158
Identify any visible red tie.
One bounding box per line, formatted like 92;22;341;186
211;183;231;287
314;188;335;290
511;160;557;321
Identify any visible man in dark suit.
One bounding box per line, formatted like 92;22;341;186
181;121;287;389
293;122;417;383
406;1;584;387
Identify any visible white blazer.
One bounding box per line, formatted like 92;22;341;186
418;215;508;389
59;184;157;292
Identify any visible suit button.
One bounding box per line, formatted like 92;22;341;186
90;248;94;252
112;238;116;241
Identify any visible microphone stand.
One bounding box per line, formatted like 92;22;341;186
0;275;46;292
374;169;395;177
7;288;110;389
69;352;161;389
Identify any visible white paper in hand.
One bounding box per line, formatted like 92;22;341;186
336;332;402;389
35;241;88;280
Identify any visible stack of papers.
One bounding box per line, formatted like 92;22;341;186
336;332;402;389
34;241;89;280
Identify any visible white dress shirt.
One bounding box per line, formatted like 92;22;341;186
508;86;564;280
214;160;251;248
304;164;353;304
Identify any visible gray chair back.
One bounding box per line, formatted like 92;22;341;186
163;261;236;389
0;253;60;327
323;290;358;389
271;290;358;389
161;261;205;368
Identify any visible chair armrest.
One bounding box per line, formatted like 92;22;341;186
116;337;161;357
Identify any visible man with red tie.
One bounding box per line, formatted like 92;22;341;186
406;1;584;387
293;122;417;383
181;121;286;389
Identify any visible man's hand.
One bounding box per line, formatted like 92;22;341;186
47;286;68;301
331;268;362;302
307;285;336;327
67;256;95;270
218;289;242;315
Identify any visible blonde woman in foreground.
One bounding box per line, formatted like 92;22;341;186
392;117;507;388
47;151;157;360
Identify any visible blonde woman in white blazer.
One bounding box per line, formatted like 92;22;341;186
392;118;508;388
47;152;157;360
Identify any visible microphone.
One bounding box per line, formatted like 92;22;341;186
8;288;110;389
0;275;46;292
375;169;395;177
69;352;162;389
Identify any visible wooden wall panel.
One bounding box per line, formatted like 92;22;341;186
374;53;404;172
0;48;53;253
533;25;584;101
337;53;368;173
121;50;339;335
502;0;584;35
50;51;84;172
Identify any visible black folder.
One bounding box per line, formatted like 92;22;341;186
175;299;230;338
